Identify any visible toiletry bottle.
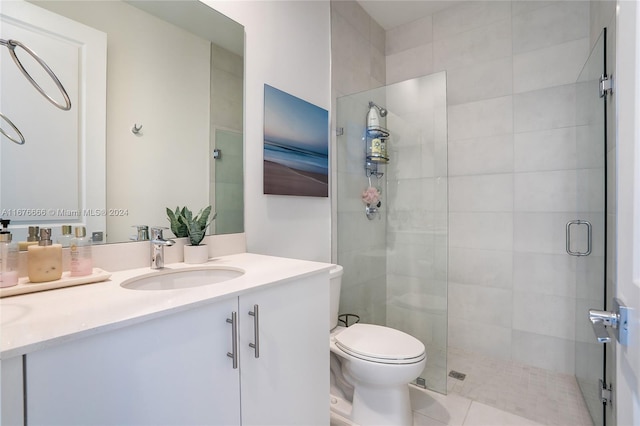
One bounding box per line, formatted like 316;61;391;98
367;104;380;129
0;220;19;288
70;226;93;277
27;228;63;283
19;226;40;251
56;225;74;247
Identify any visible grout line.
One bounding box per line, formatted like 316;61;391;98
460;400;473;426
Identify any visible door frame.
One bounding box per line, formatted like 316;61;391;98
614;2;640;426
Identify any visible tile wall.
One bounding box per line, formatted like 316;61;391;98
332;0;615;386
386;1;593;374
332;1;388;325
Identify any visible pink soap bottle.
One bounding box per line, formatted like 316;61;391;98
0;219;19;288
70;226;93;277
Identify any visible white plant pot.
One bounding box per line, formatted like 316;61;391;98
183;244;209;264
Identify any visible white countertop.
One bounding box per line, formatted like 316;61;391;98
0;253;332;359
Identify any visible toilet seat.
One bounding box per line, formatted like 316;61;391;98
334;324;425;365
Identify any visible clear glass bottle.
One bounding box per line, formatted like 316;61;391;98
56;225;74;248
70;226;93;277
0;230;19;288
27;228;63;283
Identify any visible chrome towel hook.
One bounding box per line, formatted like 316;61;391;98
132;124;143;135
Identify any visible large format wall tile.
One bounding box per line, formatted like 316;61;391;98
432;1;511;42
512;1;589;54
449;212;513;251
449;174;514;212
513;38;590;93
514;127;577;172
448;134;514;176
448;96;513;141
386;15;433;55
433;20;512;72
514;84;576;133
449;247;513;289
446;57;513;106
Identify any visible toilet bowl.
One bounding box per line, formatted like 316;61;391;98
329;265;426;426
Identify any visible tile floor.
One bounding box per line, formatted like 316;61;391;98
442;347;594;425
411;386;546;426
331;347;595;426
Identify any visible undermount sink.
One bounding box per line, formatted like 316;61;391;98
120;266;245;291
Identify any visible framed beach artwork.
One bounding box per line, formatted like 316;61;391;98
263;84;329;197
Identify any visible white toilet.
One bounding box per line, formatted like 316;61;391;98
329;264;426;426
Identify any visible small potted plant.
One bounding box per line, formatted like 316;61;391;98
167;205;216;264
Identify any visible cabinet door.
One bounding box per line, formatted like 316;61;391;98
239;273;330;425
1;356;24;426
26;297;240;425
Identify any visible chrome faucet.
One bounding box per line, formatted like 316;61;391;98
150;227;175;269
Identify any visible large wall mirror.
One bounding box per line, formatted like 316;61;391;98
0;0;244;244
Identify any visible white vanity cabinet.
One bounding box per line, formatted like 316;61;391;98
239;273;329;424
26;296;241;425
18;271;329;425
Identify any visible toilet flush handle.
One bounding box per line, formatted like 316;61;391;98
249;304;260;358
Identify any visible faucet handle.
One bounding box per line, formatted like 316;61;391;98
150;226;168;240
131;225;149;241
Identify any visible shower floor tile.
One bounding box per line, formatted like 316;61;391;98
446;347;593;425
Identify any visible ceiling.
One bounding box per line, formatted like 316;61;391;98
356;0;461;30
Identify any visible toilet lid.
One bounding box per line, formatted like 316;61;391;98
334;324;425;364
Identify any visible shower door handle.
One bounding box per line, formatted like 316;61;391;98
566;220;592;256
588;298;630;346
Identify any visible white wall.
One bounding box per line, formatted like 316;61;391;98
208;1;332;263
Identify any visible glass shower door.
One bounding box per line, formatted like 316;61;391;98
573;29;607;426
336;71;449;394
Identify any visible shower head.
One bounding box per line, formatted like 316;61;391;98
369;101;388;117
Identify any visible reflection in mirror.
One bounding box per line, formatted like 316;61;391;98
0;0;244;244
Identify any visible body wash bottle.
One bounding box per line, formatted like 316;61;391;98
28;228;63;283
70;226;92;277
0;220;19;288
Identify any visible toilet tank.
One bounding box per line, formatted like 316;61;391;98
329;264;343;330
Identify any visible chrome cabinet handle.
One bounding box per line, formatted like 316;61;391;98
226;312;238;369
566;220;592;256
248;304;260;358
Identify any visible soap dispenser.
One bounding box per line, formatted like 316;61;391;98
28;228;63;283
18;225;40;251
70;226;93;277
0;219;19;288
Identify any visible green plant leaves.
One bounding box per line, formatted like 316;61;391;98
166;206;188;238
167;205;216;246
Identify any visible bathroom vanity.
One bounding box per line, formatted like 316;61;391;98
0;253;331;425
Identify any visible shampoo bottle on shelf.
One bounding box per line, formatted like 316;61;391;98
27;228;63;283
70;226;92;277
366;104;380;129
0;220;19;288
